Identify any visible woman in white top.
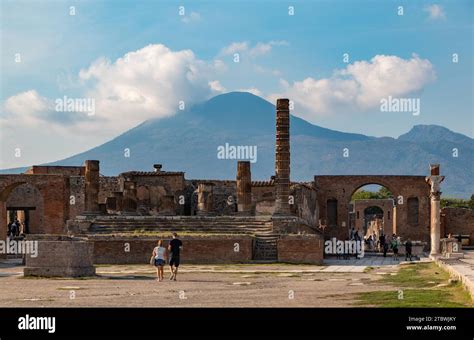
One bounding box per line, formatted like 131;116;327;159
152;240;168;282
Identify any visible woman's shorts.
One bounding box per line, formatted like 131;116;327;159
154;259;165;266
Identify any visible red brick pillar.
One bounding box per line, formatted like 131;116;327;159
274;98;291;215
84;160;100;214
237;161;252;214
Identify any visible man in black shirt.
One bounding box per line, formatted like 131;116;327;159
168;233;183;281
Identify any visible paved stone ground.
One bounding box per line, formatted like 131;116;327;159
0;257;423;307
436;250;474;300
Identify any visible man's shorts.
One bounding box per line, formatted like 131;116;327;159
169;256;180;267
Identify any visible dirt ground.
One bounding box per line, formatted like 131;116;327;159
0;261;402;307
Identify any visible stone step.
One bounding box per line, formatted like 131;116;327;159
91;224;272;230
91;217;273;222
253;236;279;261
89;226;273;234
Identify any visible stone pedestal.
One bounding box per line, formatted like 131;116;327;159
441;238;464;259
426;164;444;256
24;236;95;277
274;99;291;215
84;160;100;215
197;183;214;215
236;161;252;214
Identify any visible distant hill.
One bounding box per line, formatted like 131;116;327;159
2;92;473;197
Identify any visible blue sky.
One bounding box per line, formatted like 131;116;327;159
0;0;473;168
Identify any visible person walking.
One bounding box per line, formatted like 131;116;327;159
152;240;167;282
405;238;413;261
379;233;386;257
168;233;183;281
391;234;399;261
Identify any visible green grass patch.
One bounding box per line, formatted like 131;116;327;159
355;287;470;307
355;262;472;307
381;262;449;288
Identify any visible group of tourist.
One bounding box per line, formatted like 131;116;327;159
377;232;413;261
349;227;414;261
150;233;183;282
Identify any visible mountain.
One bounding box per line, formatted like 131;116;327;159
2;92;473;197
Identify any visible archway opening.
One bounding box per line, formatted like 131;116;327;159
4;183;44;237
349;184;395;241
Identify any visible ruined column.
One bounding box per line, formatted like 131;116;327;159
236;161;252;214
122;180;137;214
197;182;214;215
84;160;100;214
273;98;291;215
426;164;444;256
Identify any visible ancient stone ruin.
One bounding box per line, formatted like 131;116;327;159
0;98;472;274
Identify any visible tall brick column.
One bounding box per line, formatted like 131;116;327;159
426;164;444;256
273;98;291;215
197;182;214;215
237;161;252;214
84;160;100;214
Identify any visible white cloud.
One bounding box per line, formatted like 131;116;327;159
3;44;223;135
238;88;262;97
269;54;436;121
181;12;201;24
209;80;226;93
3;90;50;117
78;44;221;132
425;4;446;20
220;40;288;58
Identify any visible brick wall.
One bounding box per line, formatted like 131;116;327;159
441;208;474;244
277;234;324;264
99;177;121;203
25;166;85;176
92;236;253;264
69;176;85;219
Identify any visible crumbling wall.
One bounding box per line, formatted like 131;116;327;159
290;183;319;228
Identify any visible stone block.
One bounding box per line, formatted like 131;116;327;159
24;236;95;277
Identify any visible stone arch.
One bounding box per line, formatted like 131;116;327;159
0;174;68;238
314;175;430;241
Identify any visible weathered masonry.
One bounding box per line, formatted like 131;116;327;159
315;175;431;242
1;98;472;266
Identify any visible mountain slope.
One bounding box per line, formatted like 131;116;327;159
2;92;473;197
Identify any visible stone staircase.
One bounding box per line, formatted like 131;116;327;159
253;233;279;262
87;216;274;235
